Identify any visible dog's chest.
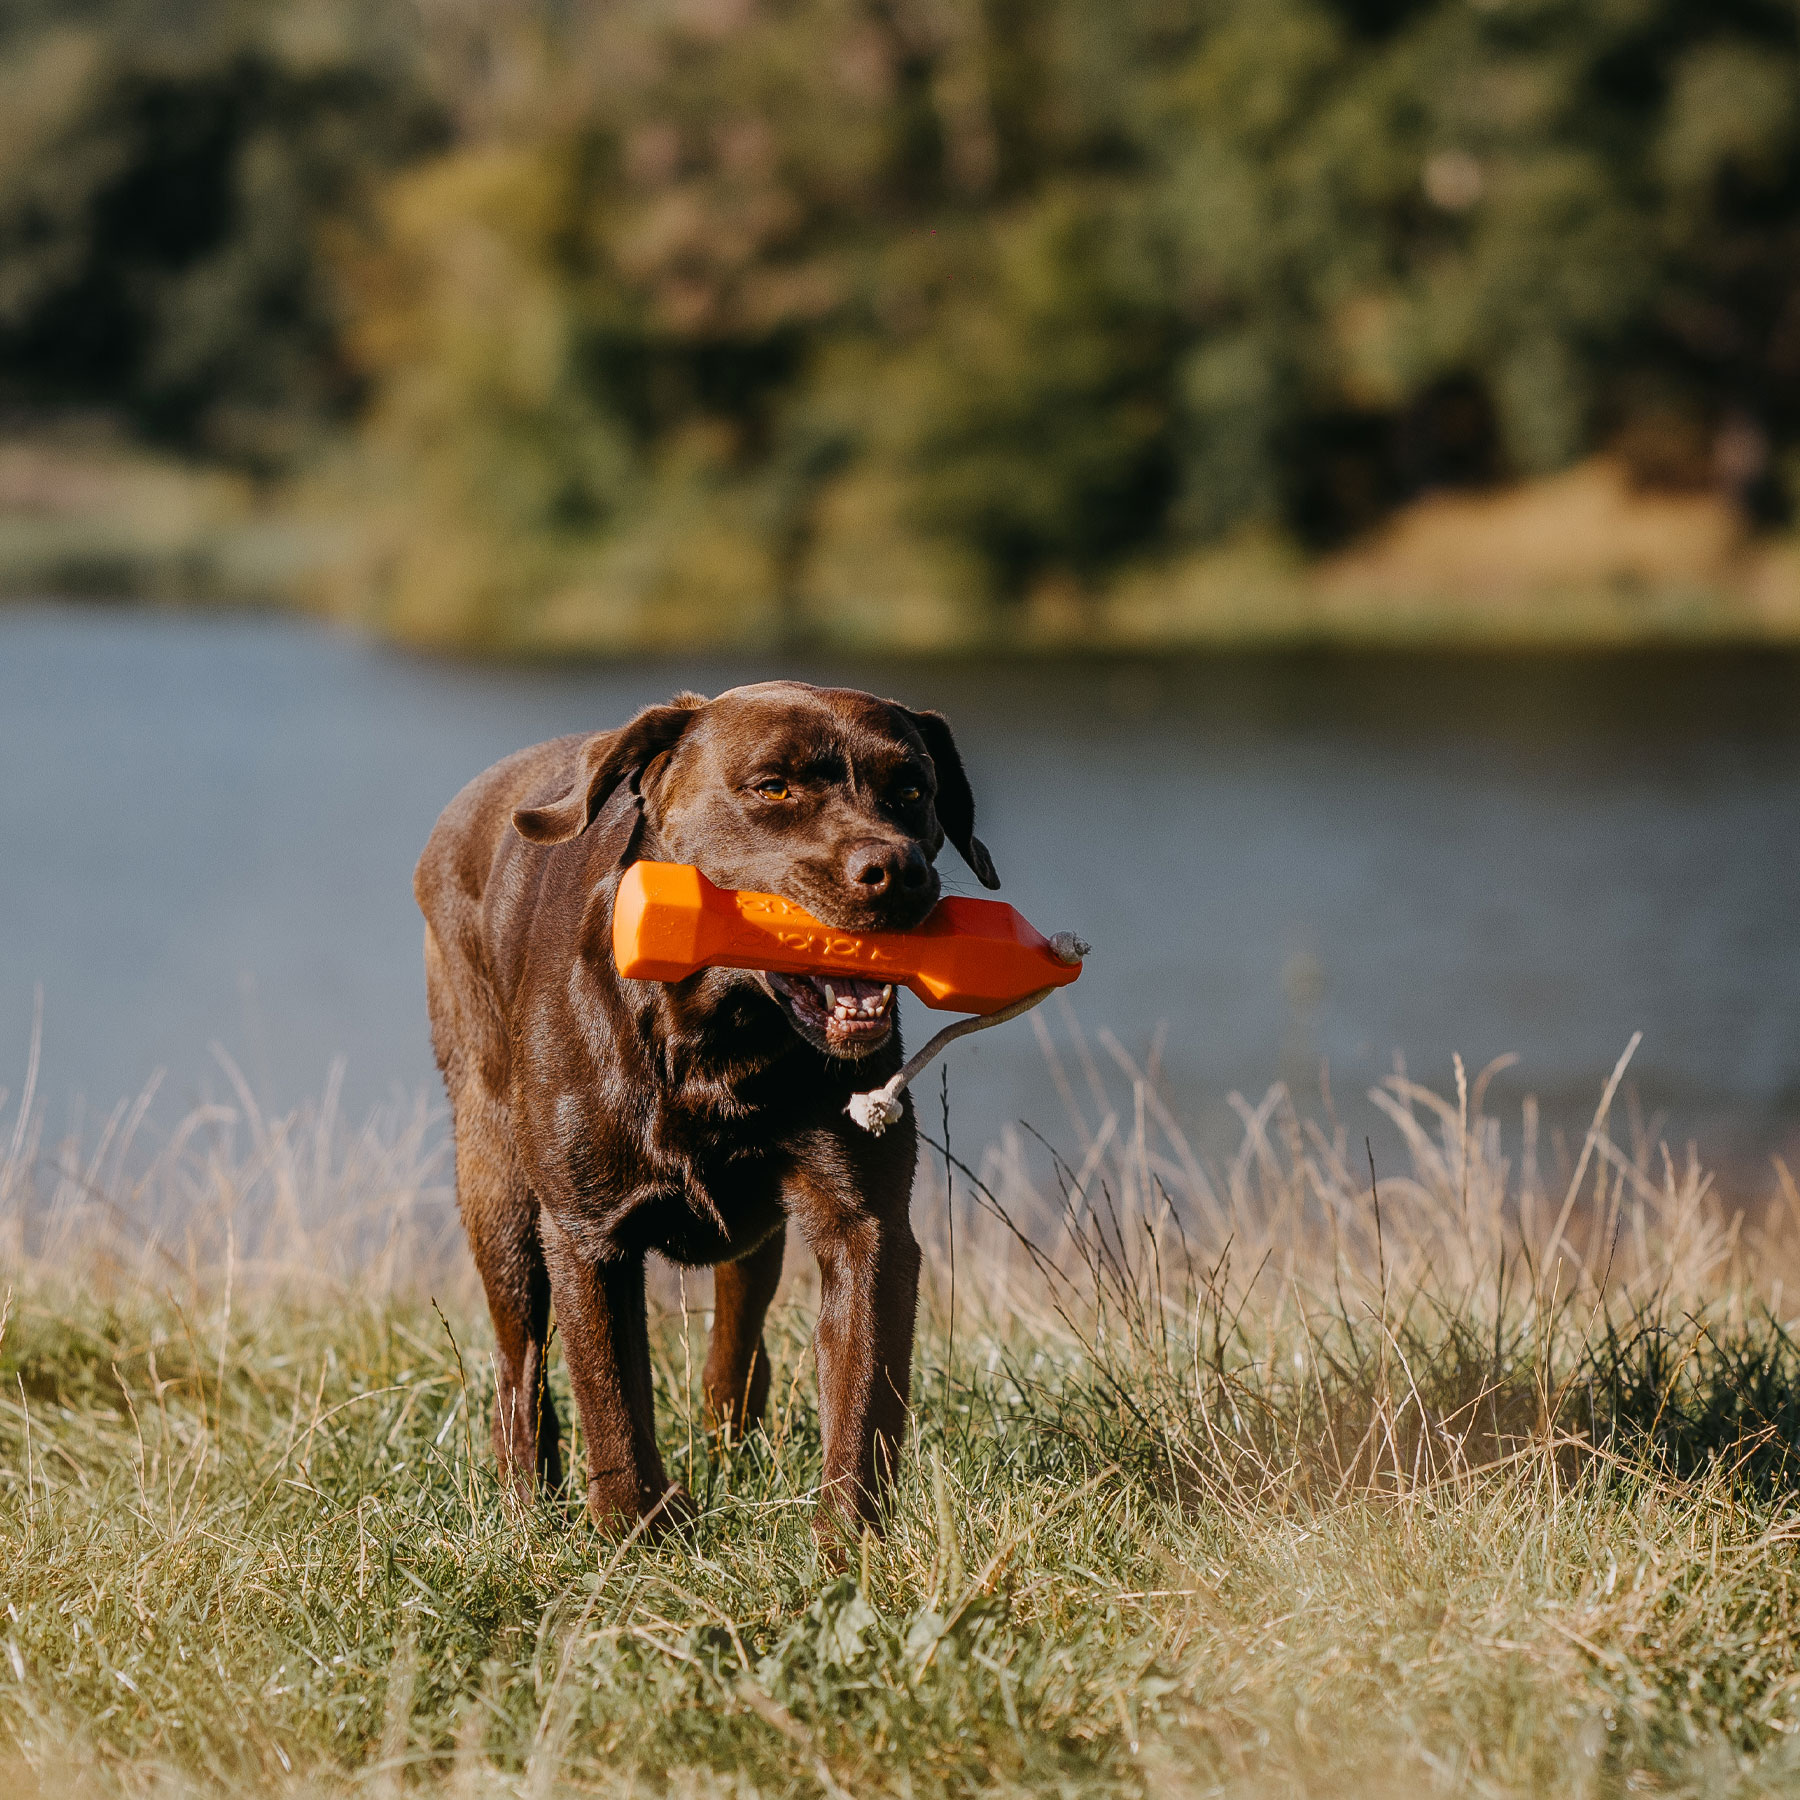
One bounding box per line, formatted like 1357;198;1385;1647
530;1074;789;1261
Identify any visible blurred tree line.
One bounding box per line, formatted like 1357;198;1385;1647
2;0;1797;645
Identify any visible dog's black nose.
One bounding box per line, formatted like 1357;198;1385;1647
846;840;931;897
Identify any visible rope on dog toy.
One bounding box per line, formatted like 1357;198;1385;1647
847;931;1090;1134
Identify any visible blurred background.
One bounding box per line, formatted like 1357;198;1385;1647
2;0;1797;1182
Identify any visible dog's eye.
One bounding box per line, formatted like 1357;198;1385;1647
896;785;922;805
753;777;790;800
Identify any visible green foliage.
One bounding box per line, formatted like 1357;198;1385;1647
4;0;1800;639
0;1;439;464
899;187;1182;595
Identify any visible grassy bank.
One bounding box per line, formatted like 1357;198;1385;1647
6;1042;1800;1797
4;437;1800;655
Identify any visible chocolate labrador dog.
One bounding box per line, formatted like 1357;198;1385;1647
415;682;998;1540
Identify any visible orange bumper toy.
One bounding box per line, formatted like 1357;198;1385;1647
612;861;1082;1014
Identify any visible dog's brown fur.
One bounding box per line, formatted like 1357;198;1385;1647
414;681;998;1539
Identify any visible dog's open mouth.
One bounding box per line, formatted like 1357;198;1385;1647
766;972;896;1058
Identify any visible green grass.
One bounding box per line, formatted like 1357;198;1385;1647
7;1038;1800;1797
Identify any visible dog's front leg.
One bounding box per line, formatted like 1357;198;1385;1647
538;1211;689;1534
808;1208;922;1538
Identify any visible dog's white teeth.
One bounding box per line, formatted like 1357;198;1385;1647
805;975;896;1026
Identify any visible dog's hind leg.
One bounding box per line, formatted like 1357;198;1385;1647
538;1212;691;1534
426;923;562;1496
451;1082;563;1497
703;1225;785;1440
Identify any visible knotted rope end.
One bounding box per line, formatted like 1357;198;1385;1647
847;1083;906;1135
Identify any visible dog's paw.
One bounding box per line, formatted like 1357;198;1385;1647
649;1483;699;1537
811;1491;885;1572
585;1478;698;1541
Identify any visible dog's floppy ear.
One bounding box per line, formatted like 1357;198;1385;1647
902;707;1000;889
512;696;703;846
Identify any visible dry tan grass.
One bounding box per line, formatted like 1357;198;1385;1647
5;1019;1800;1797
1318;459;1745;604
1103;459;1800;650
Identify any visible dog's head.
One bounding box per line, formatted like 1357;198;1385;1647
511;682;999;1059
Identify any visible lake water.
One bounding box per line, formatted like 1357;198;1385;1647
3;602;1797;1185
